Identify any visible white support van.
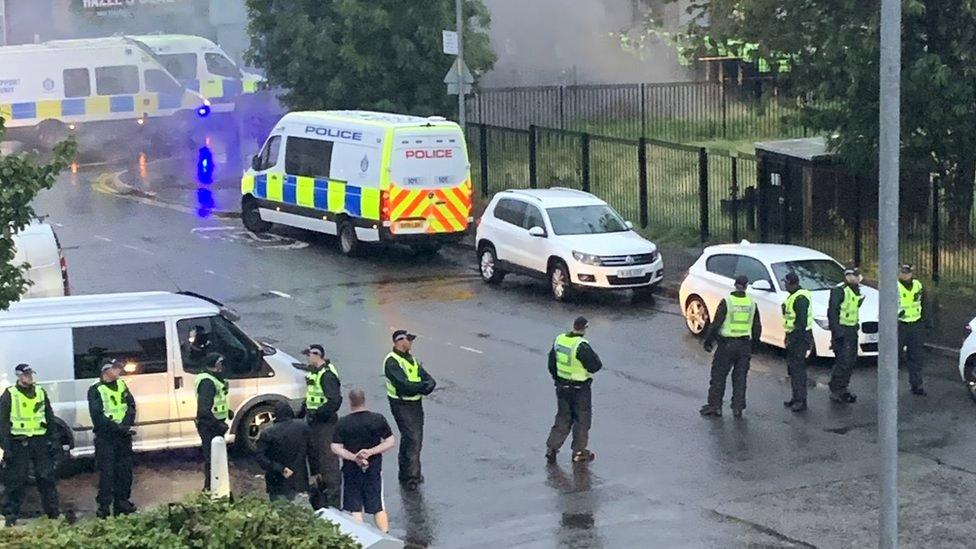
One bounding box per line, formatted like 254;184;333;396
0;37;210;147
11;221;70;299
0;291;306;461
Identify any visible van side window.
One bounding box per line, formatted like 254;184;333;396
285;137;333;179
256;135;281;171
72;322;168;379
158;53;197;81
176;316;264;379
95;65;140;95
204;53;242;79
63;68;91;98
145;69;183;95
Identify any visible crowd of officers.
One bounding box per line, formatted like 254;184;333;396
0;265;929;526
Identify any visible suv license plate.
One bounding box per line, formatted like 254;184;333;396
618;268;644;278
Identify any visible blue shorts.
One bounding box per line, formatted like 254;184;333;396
341;463;384;514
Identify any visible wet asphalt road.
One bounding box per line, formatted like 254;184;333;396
15;162;976;548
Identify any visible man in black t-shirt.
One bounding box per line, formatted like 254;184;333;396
331;389;396;533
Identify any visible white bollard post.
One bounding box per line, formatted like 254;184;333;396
210;436;231;499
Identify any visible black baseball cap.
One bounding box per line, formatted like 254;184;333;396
900;264;913;273
392;330;416;343
783;272;800;285
734;275;749;288
573;316;589;330
14;363;33;375
302;344;325;357
101;358;121;373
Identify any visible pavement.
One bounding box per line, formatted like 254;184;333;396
10;152;976;547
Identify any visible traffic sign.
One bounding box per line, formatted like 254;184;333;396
442;30;459;55
444;58;474;95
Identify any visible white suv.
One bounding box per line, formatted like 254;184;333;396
475;188;664;301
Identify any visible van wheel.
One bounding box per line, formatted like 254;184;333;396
237;403;276;454
36;120;67;149
338;221;361;256
242;199;271;233
549;260;574;301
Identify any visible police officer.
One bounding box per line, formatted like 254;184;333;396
545;316;602;464
898;264;926;396
700;275;757;419
301;344;342;509
782;272;813;412
87;358;137;518
827;266;864;404
0;364;60;526
196;353;232;491
384;330;436;490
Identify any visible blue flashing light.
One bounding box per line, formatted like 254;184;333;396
197;146;215;185
197;104;211;118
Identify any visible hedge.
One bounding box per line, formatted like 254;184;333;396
0;495;361;548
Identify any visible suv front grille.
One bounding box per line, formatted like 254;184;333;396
600;252;657;267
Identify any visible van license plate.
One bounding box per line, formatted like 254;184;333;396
397;221;425;230
618;268;644;278
863;333;879;343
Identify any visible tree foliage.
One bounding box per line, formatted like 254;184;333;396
0;120;76;311
675;0;976;236
245;0;496;115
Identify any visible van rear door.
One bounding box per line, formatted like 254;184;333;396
388;129;471;235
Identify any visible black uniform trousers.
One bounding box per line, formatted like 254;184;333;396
785;330;812;403
829;326;859;394
94;433;133;511
545;383;592;453
707;337;752;411
899;321;925;390
389;398;424;483
3;436;59;520
309;419;341;509
196;422;226;491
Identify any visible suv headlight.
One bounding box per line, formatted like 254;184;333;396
814;317;830;330
572;251;601;266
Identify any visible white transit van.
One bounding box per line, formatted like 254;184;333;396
132;34;263;115
0;37;210;147
11;221;70;299
241;110;473;255
0;291;305;461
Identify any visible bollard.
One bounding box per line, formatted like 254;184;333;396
315;508;404;549
210;436;231;499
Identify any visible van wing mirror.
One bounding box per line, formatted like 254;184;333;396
750;280;773;292
251;155;261;171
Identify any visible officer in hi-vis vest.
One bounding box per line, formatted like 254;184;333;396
898;264;927;396
545;316;602;465
700;275;758;419
827;266;865;404
0;364;60;526
196;353;233;491
300;344;342;509
781;272;813;412
384;330;436;491
87;358;137;518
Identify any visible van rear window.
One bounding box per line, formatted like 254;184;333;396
72;322;167;379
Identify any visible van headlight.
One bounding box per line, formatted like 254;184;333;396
814;317;831;330
572;251;601;266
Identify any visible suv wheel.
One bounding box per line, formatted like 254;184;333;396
549;260;574;301
479;245;506;284
684;296;710;335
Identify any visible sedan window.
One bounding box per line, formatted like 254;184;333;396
735;256;772;286
705;254;738;278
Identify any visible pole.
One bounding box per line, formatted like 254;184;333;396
878;0;900;546
456;0;465;129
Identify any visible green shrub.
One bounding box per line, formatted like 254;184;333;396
0;495;361;549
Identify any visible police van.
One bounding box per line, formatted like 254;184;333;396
241;111;473;255
0;37;210;147
132;34;264;114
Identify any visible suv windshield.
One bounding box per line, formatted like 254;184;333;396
546;205;628;236
771;259;845;291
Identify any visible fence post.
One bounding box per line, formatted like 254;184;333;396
559;86;565;130
757;154;769;241
854;175;863;266
479;124;489;197
698;147;709;244
640;83;647;138
529;125;538;188
731;155;739;242
581;133;591;193
638;137;649;228
931;173;941;282
721;80;728;139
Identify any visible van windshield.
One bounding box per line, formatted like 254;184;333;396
391;132;468;188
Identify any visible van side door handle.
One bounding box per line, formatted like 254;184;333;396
174;376;183;390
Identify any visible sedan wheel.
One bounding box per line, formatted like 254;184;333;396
684;296;710;335
550;262;573;301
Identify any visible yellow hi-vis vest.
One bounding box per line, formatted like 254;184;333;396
386;353;422;401
898;279;923;323
553;333;591;382
306;363;339;410
719;294;756;338
783;289;814;333
8;386;48;437
195;372;229;421
839;285;862;327
96;379;130;424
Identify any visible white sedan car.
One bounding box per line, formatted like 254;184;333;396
678;242;879;358
959;319;976;401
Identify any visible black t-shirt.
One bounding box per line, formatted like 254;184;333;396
333;410;393;469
